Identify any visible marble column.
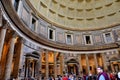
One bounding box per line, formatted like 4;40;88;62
17;39;24;79
54;52;57;78
12;37;23;78
17;0;23;17
62;53;65;76
38;49;43;80
45;50;49;79
94;54;98;69
4;33;16;80
60;53;64;76
0;28;7;61
86;54;90;74
78;54;82;76
32;61;35;78
24;58;29;78
0;42;9;79
101;53;107;70
18;38;24;69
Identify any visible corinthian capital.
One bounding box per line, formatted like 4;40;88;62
2;20;10;29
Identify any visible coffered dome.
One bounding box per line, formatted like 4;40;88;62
29;0;120;30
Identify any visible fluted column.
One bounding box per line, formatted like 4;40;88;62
101;53;107;70
0;28;7;61
94;54;98;69
4;33;16;80
54;52;57;78
17;0;23;17
86;54;90;74
62;53;65;76
45;50;49;79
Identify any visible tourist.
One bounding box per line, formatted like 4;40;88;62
97;66;110;80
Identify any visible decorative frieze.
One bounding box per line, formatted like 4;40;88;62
23;39;39;51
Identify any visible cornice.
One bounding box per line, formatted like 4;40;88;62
1;0;119;51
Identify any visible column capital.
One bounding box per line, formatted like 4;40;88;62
39;48;45;52
2;20;10;29
17;36;23;43
12;31;18;38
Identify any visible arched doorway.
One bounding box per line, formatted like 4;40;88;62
66;59;79;75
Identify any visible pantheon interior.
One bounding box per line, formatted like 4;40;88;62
0;0;120;80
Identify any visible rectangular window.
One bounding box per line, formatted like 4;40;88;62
84;35;93;45
85;36;91;44
104;32;113;43
49;29;53;39
66;34;73;44
48;28;55;41
14;0;19;11
31;18;36;31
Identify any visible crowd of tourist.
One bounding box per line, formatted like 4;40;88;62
48;66;120;80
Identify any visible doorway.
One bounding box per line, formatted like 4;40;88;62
67;59;79;75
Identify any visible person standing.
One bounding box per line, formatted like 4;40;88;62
116;72;120;80
97;66;110;80
62;75;68;80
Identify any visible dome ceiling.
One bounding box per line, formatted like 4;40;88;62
29;0;120;30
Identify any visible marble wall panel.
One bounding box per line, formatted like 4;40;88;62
56;32;65;43
21;7;30;26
